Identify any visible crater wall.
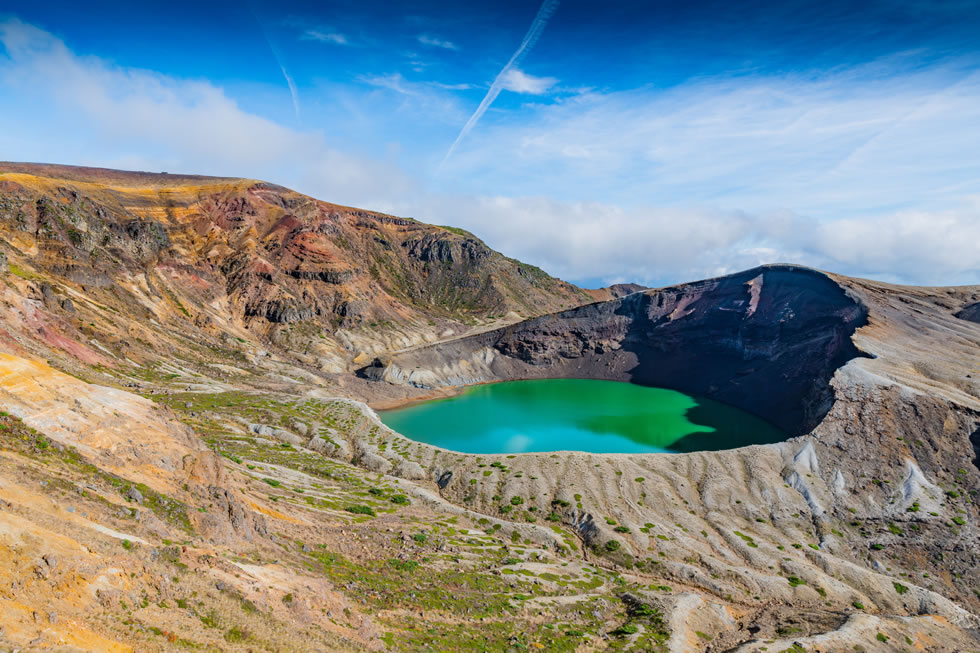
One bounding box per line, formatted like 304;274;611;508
363;265;869;436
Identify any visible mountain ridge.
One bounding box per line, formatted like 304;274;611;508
0;161;633;377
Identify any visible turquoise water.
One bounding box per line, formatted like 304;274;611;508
378;378;787;454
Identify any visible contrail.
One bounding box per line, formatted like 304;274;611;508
249;3;301;121
440;0;559;167
279;64;301;120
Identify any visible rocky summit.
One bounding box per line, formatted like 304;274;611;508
0;162;977;652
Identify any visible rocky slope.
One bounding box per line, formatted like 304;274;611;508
0;163;977;652
0;162;599;375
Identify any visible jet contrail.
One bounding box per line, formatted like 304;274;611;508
440;0;559;167
279;65;301;120
249;3;301;121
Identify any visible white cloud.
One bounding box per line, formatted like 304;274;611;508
446;62;980;221
499;67;558;95
429;81;472;91
358;73;467;123
409;194;980;287
417;34;458;51
0;18;413;206
0;18;976;288
301;29;348;45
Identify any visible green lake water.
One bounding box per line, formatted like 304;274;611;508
378;378;787;455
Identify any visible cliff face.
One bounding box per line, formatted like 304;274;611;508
363;265;870;435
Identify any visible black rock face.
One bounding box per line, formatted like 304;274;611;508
955;302;980;323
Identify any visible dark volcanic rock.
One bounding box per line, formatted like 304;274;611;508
367;265;869;435
956;301;980;323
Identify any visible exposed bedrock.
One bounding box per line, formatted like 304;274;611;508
362;264;869;436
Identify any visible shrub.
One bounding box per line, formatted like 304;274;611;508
893;582;909;595
631;603;659;618
611;623;638;636
262;478;281;487
510;496;524;505
604;540;621;552
614;525;630;533
200;610;220;628
387;559;419;572
390;495;409;505
345;505;375;517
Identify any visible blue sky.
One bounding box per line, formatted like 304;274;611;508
1;1;979;287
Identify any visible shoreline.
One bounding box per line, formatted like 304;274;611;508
368;377;524;411
368;384;469;412
368;376;670;412
368;376;624;411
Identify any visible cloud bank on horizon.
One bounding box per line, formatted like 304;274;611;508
0;0;978;288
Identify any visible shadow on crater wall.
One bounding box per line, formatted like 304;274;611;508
613;266;870;435
971;426;980;472
365;265;870;440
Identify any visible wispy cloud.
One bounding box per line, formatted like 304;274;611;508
499;68;557;94
1;18;977;287
440;0;560;166
430;81;472;91
0;18;413;202
417;34;458;51
359;73;468;122
301;29;348;45
443;59;980;220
